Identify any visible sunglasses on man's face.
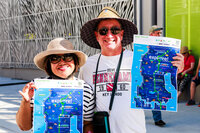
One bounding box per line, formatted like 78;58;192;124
153;31;162;35
98;26;121;36
156;32;162;35
49;54;74;64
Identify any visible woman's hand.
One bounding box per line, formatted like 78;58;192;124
84;121;93;133
192;74;199;80
171;53;184;74
19;82;36;102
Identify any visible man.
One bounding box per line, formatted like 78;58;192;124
149;25;166;127
177;46;195;98
149;25;163;37
79;7;184;133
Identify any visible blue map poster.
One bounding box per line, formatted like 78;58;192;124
33;79;83;133
131;35;181;112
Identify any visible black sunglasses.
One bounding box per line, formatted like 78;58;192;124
156;32;162;35
49;54;74;64
98;26;121;36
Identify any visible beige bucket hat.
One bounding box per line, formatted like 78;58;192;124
34;38;87;71
80;7;138;49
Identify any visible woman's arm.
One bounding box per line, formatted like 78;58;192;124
16;99;33;130
16;82;36;130
82;82;95;133
84;120;93;133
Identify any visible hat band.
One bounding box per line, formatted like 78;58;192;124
98;8;120;18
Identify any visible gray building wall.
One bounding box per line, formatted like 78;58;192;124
0;0;135;80
136;0;164;35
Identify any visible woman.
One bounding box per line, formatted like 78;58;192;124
16;38;94;133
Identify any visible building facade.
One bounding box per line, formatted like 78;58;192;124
0;0;199;80
0;0;136;80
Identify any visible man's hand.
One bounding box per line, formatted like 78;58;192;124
171;53;184;74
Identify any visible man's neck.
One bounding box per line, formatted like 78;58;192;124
101;47;124;56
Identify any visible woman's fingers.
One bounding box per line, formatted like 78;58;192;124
23;82;36;91
20;82;36;102
19;90;30;102
29;82;37;90
19;90;24;97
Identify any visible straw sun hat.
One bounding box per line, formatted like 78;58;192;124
180;46;192;54
34;38;87;71
80;7;138;49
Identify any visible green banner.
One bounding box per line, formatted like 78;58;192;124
165;0;200;62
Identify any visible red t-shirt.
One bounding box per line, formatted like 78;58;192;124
182;54;195;74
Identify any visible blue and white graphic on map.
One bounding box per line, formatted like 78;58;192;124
33;79;83;133
131;35;181;112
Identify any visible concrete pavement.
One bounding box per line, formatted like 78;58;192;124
0;77;29;133
145;103;200;133
0;76;199;133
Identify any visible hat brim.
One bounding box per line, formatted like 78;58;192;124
181;50;192;54
34;50;87;71
153;28;163;31
81;17;138;49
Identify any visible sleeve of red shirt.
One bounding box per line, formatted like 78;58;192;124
190;55;195;63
